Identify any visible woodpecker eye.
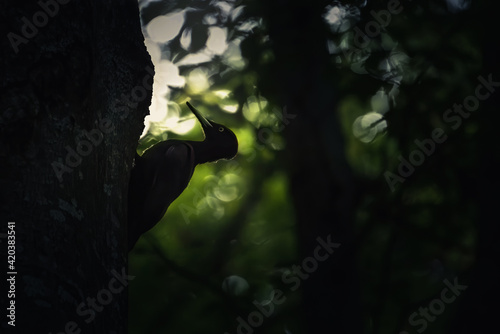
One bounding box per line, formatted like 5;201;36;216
219;127;224;132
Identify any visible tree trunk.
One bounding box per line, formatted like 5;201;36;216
448;1;500;332
265;1;363;332
0;0;152;332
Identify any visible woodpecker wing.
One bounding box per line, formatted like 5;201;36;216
128;141;195;247
142;141;195;226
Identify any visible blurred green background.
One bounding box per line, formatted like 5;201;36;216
129;1;491;333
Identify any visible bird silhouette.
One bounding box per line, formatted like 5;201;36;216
128;102;238;250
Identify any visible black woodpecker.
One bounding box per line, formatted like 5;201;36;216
128;102;238;250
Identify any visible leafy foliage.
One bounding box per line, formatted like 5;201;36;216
130;1;485;333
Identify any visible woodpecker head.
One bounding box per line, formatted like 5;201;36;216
186;102;238;160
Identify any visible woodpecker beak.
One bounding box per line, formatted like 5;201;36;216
187;102;213;129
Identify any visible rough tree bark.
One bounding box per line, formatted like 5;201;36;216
0;0;152;332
